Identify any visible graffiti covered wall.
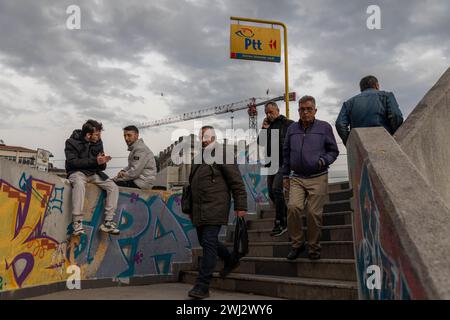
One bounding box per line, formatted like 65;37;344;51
0;160;268;294
0;159;198;293
239;164;269;213
347;130;427;300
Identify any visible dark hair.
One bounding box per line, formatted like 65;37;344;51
360;75;379;92
264;102;279;109
81;119;103;137
123;125;139;134
201;125;214;131
299;95;316;107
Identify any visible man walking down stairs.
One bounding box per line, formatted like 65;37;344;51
180;181;358;300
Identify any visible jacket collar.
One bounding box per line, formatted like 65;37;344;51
128;138;143;151
298;118;316;130
269;115;286;127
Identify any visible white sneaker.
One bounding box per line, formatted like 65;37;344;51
72;220;86;236
100;220;120;235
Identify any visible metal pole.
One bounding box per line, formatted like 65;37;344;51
230;16;290;119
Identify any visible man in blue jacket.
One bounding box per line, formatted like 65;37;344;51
335;75;404;145
282;96;339;260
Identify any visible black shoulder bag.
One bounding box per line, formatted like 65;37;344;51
232;216;249;260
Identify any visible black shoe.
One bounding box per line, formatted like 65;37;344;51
308;251;321;260
286;243;306;260
188;285;210;299
271;225;287;237
219;257;240;278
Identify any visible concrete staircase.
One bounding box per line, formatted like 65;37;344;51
179;181;358;300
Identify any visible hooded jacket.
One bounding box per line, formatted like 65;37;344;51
64;129;108;179
189;143;247;226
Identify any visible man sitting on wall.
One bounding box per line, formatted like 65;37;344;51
65;119;120;236
113;125;156;190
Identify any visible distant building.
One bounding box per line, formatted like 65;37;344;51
154;135;250;191
0;141;53;172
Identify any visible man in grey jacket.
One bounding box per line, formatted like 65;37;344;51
114;125;156;190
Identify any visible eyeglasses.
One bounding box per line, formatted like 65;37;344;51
299;107;315;113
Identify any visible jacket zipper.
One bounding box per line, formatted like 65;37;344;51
300;125;307;170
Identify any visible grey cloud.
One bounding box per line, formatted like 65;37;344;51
0;0;449;141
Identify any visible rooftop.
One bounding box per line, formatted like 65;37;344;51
0;145;37;153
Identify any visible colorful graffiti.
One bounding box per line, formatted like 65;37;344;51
239;164;269;212
355;163;411;299
349;145;426;300
0;172;198;292
68;189;196;279
0;160;268;294
0;177;69;290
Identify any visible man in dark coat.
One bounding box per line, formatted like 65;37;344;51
258;102;294;236
65;119;120;236
187;125;247;299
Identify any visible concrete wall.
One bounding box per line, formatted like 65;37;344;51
347;67;450;299
0;159;268;297
395;68;450;206
0;158;198;296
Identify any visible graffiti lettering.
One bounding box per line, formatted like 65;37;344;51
0;162;266;294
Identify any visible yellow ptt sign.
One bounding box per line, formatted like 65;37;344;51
230;24;281;63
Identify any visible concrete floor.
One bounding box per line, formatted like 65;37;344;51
28;282;281;300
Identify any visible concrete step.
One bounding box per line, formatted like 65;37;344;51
228;225;353;242
328;188;353;202
256;188;352;215
328;181;350;192
259;200;352;219
191;257;357;281
248;211;352;230
180;271;358;300
225;241;354;259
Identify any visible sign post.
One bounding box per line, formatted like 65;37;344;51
230;17;290;118
230;24;281;62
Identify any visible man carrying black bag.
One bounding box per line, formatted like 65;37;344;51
183;125;247;300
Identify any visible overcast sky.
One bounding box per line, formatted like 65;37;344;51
0;0;449;175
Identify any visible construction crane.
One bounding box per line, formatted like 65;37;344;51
138;92;296;140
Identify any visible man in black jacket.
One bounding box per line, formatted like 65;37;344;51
258;102;294;236
187;126;247;299
65;120;120;236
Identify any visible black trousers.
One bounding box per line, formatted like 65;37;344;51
195;225;231;288
267;171;287;227
115;180;140;189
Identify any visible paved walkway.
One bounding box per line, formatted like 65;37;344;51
28;282;281;300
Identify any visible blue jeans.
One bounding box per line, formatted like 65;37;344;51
195;225;231;288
